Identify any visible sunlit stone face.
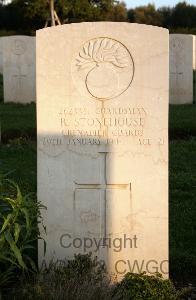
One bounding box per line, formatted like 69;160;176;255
72;37;134;101
86;62;119;99
37;23;169;280
0;38;3;74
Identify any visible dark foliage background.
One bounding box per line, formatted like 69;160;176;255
0;0;195;36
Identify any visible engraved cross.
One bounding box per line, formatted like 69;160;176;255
74;152;131;192
13;66;27;95
170;70;183;89
74;152;131;242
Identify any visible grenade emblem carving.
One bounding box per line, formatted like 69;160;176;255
74;37;134;101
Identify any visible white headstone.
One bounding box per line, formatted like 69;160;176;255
0;38;3;74
169;34;195;104
194;36;196;102
3;36;36;103
194;35;196;70
37;23;169;279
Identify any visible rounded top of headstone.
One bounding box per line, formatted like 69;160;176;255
36;22;169;34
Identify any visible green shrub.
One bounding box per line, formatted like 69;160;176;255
112;272;182;300
7;255;188;300
54;253;107;282
0;175;45;290
9;254;112;300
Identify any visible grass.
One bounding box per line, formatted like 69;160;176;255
0;74;36;141
0;141;36;195
169;104;196;139
0;101;196;283
193;70;196;104
0;74;3;103
0;103;36;142
169;138;196;281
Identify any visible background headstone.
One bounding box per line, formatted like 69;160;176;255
169;34;195;104
0;37;3;74
37;23;169;278
194;36;196;103
3;36;36;103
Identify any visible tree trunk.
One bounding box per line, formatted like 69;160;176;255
50;0;55;26
54;10;61;25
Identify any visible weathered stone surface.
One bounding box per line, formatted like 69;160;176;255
37;23;169;279
194;36;196;102
169;34;195;104
0;37;3;74
3;36;36;103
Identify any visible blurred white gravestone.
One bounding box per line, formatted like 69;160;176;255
3;36;36;103
169;34;195;104
0;38;3;74
37;23;169;279
194;36;196;102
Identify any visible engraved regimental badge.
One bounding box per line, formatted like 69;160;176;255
72;37;134;101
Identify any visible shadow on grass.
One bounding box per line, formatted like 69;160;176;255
169;138;196;282
169;104;196;140
0;102;36;142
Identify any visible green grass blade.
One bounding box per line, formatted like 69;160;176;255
14;223;21;243
21;208;30;232
0;214;12;233
4;231;26;269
